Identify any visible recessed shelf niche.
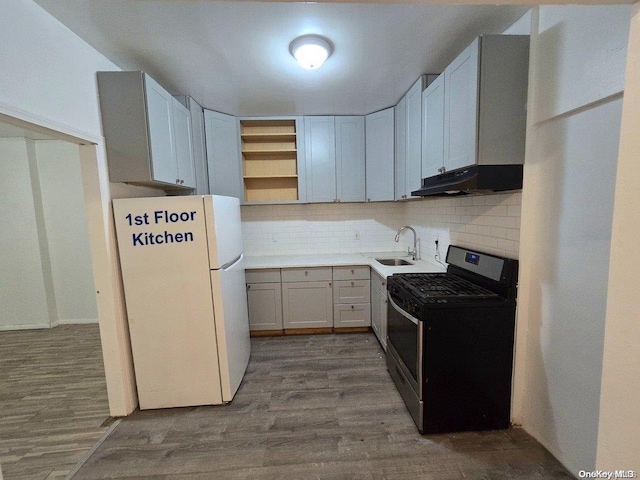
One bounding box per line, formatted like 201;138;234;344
240;120;299;202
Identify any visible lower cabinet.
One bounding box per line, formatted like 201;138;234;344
370;270;388;350
332;266;371;328
246;265;374;333
282;268;333;329
246;269;283;332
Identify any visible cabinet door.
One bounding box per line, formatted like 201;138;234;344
422;74;445;179
144;75;177;185
371;285;388;350
204;110;243;199
405;76;425;198
186;97;210;195
305;116;337;203
365;108;395;202
247;283;283;331
335;116;365;202
172;98;196;188
282;281;333;329
444;38;480;173
394;97;407;200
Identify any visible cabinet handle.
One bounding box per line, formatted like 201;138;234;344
247;285;250;290
329;282;332;287
305;270;308;276
351;281;354;286
351;305;354;310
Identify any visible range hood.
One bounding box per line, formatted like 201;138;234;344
411;165;523;197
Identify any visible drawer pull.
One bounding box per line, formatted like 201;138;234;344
351;305;354;309
351;281;354;286
351;269;354;274
305;270;308;276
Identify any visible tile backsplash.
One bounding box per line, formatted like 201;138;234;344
241;192;521;260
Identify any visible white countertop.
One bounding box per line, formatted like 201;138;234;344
244;251;446;277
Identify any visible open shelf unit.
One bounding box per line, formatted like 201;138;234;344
240;119;299;202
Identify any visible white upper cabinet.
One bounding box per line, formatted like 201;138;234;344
422;35;529;177
405;76;425;198
365;108;395;202
421;74;445;179
444;39;480;173
176;96;210;195
204;109;243;199
395;76;426;199
305;116;366;203
144;75;176;185
394;96;407;200
305;116;337;203
97;71;195;191
335;116;366;202
171;99;196;189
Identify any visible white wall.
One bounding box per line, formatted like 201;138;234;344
514;5;631;476
596;3;640;472
36;140;98;324
0;0;138;416
0;139;51;329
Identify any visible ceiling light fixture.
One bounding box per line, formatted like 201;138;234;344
289;35;333;70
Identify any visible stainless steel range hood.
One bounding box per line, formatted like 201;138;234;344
411;165;523;197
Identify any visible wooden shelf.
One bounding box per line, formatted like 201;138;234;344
241;133;296;143
244;175;298;179
241;119;299;202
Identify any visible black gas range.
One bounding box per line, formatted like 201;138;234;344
386;245;518;434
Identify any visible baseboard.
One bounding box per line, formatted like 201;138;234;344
0;323;50;331
51;318;99;327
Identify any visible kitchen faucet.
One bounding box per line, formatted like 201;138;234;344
395;226;417;260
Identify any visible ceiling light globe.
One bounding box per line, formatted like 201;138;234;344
290;35;332;70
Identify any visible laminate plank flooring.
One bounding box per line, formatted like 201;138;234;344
0;324;110;480
71;333;574;479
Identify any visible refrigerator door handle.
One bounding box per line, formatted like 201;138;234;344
220;253;243;271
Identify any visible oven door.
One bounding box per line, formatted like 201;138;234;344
386;292;423;429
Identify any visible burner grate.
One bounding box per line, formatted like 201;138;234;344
395;273;499;303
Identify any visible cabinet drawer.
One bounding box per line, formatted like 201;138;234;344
333;304;371;328
333;265;370;281
281;267;332;283
333;280;371;304
371;270;387;293
246;268;281;283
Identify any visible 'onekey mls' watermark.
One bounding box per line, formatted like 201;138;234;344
579;471;637;479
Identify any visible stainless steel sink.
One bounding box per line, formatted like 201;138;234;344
376;258;414;266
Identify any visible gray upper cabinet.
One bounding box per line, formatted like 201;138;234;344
97;71;195;190
395;76;426;200
405;76;425;198
425;35;529;178
306;116;366;203
445;39;480;173
305;116;337;203
172;100;196;189
176;96;210;195
204;109;243;200
394;96;407;200
421;74;445;179
365;108;395;202
335;116;366;202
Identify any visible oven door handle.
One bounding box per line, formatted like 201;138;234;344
387;292;420;326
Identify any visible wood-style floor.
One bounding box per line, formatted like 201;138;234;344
69;333;573;479
0;324;110;480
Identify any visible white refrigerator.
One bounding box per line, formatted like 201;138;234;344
112;195;251;410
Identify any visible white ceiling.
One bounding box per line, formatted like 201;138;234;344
33;1;529;117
